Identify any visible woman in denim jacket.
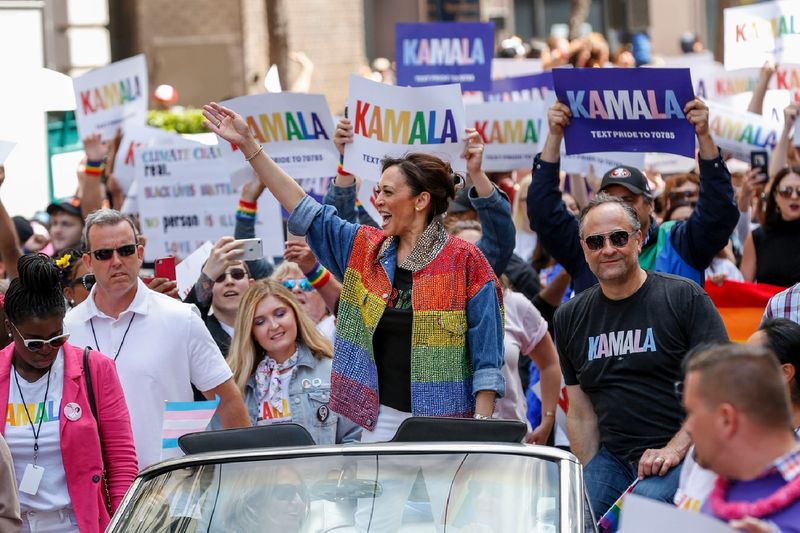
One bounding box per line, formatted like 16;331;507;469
226;279;360;444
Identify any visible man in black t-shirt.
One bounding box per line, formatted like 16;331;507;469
553;194;728;520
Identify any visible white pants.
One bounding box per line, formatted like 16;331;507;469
20;508;78;533
359;405;411;443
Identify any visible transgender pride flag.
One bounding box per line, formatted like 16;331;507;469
161;396;220;460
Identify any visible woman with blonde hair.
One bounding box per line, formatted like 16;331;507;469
270;261;336;342
225;279;360;444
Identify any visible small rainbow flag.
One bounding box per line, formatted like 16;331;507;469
597;478;639;533
704;280;786;342
161;396;220;460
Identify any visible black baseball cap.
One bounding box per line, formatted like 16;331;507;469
12;216;33;244
447;189;474;214
600;166;653;199
46;196;82;218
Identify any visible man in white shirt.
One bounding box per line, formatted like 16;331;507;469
64;209;250;469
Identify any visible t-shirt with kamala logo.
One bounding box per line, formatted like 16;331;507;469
553;272;728;464
5;351;72;513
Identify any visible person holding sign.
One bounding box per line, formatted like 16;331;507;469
1;254;137;532
202;101;505;439
529;98;739;293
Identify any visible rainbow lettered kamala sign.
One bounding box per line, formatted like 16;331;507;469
724;0;800;71
217;93;339;180
344;75;466;179
552;68;696;158
396;22;494;91
72;54;148;141
465;101;546;171
706;102;780;161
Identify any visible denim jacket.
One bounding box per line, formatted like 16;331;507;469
226;344;361;444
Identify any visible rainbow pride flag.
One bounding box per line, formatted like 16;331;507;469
704;280;786;342
161;396;220;460
598;478;639;533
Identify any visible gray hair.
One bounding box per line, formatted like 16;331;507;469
82;209;139;249
578;193;641;238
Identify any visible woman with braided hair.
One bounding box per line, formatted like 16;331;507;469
0;254;136;532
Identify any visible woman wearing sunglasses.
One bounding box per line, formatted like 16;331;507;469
741;167;800;287
271;261;336;343
224;279;360;444
0;254;137;532
54;248;95;308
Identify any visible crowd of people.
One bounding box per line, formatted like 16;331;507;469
0;28;800;533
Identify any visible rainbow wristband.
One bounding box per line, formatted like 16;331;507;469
305;263;331;290
85;160;105;177
236;199;257;220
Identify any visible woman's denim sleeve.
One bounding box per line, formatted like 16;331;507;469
287;195;361;281
467;280;506;398
470;186;515;277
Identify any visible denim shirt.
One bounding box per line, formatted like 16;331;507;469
287;195;505;399
239;344;361;445
324;181;515;277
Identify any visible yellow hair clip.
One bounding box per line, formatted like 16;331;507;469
55;254;72;269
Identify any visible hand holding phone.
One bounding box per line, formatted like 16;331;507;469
154;256;177;281
750;151;769;184
235;238;263;262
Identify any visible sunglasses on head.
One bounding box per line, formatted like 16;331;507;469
283;279;314;292
69;273;96;291
10;322;70;353
90;244;138;261
214;268;247;283
777;186;800;199
583;230;635;251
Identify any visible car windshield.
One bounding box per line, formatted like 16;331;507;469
115;452;560;532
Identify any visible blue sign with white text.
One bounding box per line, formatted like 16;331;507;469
396;22;494;91
552;68;696;157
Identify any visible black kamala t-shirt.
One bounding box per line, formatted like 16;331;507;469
373;267;414;412
553;272;728;464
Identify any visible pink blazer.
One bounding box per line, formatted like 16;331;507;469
0;342;138;532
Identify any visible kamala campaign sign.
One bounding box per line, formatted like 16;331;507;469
72;54;148;141
396;22;493;91
135;141;283;262
344;75;466;179
218;93;338;180
465;101;546;171
483;73;554;103
707;102;780;161
561;151;646;176
552;68;695;157
724;1;800;71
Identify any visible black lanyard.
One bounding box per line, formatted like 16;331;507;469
13;365;52;466
90;313;135;361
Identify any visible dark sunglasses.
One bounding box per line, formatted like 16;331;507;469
777;186;800;199
283;279;314;292
10;322;70;353
69;273;96;291
582;230;635;251
90;244;138;261
271;483;307;502
214;268;247;283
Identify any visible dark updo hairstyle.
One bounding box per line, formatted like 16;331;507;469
380;153;460;222
4;254;66;325
764;166;800;229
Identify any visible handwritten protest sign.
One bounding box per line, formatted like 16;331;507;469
113;125;186;195
724;1;800;70
561;151;646;176
344;75;466;179
0;140;16;165
707;101;780;161
72;54;148;141
465;101;545;171
218;93;338;180
135;142;283;262
396;22;494;91
552;68;695;157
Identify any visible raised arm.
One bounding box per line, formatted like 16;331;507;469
80;133;108;218
0;167;21;279
234;179;274;279
769;104;799;179
746;62;775;116
203;102;306;213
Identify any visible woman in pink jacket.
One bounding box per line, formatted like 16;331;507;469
1;253;137;532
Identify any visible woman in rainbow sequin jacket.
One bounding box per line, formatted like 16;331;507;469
203;102;505;440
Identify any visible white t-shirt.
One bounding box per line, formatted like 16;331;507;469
64;279;233;469
493;290;547;428
5;351;71;512
514;231;537;264
316;314;336;344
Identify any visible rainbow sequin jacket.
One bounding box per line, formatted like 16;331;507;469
288;195;505;431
